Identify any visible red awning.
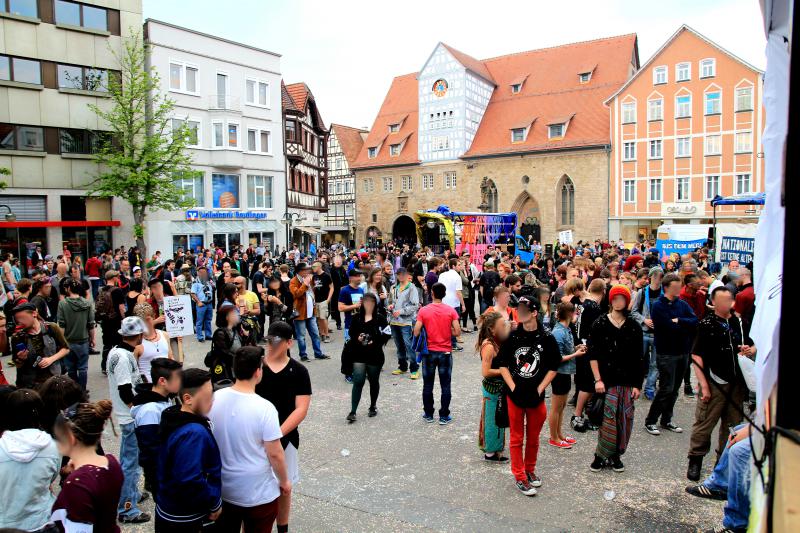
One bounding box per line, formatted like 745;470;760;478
0;220;121;228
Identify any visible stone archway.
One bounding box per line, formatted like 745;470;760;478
391;215;417;245
365;226;382;245
511;191;540;224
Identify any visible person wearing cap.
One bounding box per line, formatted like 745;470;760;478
107;315;151;524
256;321;312;532
312;261;333;343
10;302;70;389
588;284;646;473
630;266;664;400
288;262;327;362
388;266;420;378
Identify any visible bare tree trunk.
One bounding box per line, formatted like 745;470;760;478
133;209;147;278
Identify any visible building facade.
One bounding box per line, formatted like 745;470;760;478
606;25;764;242
282;81;328;250
352;36;639;246
143;19;286;255
324;123;366;245
0;0;141;265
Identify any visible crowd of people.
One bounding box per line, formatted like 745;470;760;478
0;237;758;532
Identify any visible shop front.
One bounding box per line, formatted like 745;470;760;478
164;209;279;255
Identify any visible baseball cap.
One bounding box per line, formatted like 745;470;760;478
12;302;37;315
104;270;119;280
348;268;362;277
516;296;536;312
118;316;147;336
267;321;293;345
295;262;311;272
132;266;141;272
395;266;408;275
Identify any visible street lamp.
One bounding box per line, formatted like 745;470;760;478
281;211;304;251
0;204;16;222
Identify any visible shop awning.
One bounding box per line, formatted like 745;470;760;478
0;220;121;228
295;226;325;236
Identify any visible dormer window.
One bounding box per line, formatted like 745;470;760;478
509;74;528;95
389;123;400;133
579;72;591;83
577;65;595;84
389;144;401;156
511;83;522;94
367;147;377;158
548;123;564;139
511;128;527;143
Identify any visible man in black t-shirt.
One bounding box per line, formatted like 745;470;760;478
312;262;333;343
99;270;126;374
329;255;348;331
478;262;501;314
255;321;311;533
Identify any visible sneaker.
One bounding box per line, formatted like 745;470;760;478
567;393;578;407
409;371;420;380
422;413;435;423
515;480;537;496
337;324;342;330
644;390;655;401
571;415;588;433
392;369;407;375
611;455;625;472
661;422;684;433
300;355;310;362
527;473;542;487
548;439;572;449
461;326;472;333
344;375;353;384
323;336;331;343
346;412;356;423
368;406;377;417
684;385;696;397
590;455;606;472
197;337;205;343
645;424;661;435
439;416;453;425
483;453;509;463
119;512;151;524
564;436;577;445
138;491;150;504
453;345;464;352
686;484;727;501
314;354;331;360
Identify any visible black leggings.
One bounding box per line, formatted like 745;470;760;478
351;362;381;414
461;292;477;327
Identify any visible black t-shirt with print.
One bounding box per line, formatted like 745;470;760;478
255;357;312;449
312;272;332;302
498;326;561;408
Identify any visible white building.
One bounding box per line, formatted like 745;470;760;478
143;19;286;255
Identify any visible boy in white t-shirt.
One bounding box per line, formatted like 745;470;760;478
209;345;290;531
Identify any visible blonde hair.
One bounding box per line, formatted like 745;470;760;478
564;278;585;296
133;302;155;319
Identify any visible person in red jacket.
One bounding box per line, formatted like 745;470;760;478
679;273;707;320
85;253;104;301
733;268;755;329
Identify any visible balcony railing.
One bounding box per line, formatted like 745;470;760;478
208;94;241;112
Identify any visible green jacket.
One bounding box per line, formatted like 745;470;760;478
56;296;95;343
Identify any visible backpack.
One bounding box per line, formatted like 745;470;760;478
95;286;118;319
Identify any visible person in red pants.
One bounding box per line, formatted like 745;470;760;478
498;296;561;496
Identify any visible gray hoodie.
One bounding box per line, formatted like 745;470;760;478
0;429;60;530
57;296;95;343
388;281;420;326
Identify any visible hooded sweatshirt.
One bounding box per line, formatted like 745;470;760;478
156;405;222;524
132;389;172;496
57;296;95;343
0;428;60;530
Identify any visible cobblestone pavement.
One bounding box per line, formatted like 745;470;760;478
4;324;726;532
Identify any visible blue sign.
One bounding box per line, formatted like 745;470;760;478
656;238;707;258
185;210;270;220
719;236;754;264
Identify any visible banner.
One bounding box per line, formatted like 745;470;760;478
558;229;573;245
655;238;706;259
718;236;755;264
163;295;194;338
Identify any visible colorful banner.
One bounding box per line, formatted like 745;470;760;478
655;238;707;260
718;236;755;264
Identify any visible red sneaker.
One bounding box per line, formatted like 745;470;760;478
548;439;573;449
564;436;577;444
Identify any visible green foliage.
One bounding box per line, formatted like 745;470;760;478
0;166;8;189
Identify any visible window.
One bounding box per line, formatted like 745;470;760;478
212;122;224;148
363;178;374;193
649;178;662;202
401;175;413;191
676;62;691;82
260;131;271;154
169;62;198;93
422;174;434;190
676;95;691;118
736;87;753;111
389;144;401;156
285;120;297;142
56;64;108;92
2;0;38;18
175;171;204;206
705;92;721;115
653;66;667;84
247;129;257;151
344;180;352;193
0;55;41;86
705;175;720;200
55;1;107;31
559;177;575;226
579;72;591;83
649;139;662;159
700;59;716;78
367;146;377;158
227;123;239;148
247;175;273;209
705;135;721;155
389;123;400;133
675;137;691;157
511;128;526;142
0;123;44;151
648;99;663;121
623;180;636;203
212;174;239;208
171;118;199;146
511;83;522;94
548;124;564;138
382;176;393;192
432;136;449;151
444;171;457;189
735;132;752;153
245;79;269;107
676;177;690;202
620;102;636;124
623;141;636;161
736;174;752;194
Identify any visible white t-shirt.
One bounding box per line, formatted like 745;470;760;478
438;269;463;309
209;387;283;507
107;345;142;426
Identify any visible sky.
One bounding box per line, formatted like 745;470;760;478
142;0;767;129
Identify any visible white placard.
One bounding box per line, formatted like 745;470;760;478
558;229;573;245
163;295;194;338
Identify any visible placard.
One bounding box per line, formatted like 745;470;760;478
718;236;755;264
558;229;574;245
163;295;194;338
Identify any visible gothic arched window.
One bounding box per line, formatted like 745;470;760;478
559;176;575;226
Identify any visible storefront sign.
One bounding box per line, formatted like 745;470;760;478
719;236;755;264
660;202;704;217
185;210;270;220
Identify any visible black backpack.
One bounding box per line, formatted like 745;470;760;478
95;286;118;319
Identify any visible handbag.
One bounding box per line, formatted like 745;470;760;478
495;389;509;428
586;392;606;427
411;327;428;363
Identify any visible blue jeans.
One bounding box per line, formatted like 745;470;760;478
452;305;461;348
702;423;751;530
294;317;323;358
422;351;453;418
118;421;143;518
64;341;89;390
391;324;417;372
90;278;101;300
642;333;658;395
195;303;213;340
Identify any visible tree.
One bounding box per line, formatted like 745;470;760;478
0;167;8;189
87;34;195;261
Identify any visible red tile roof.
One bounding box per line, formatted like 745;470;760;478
281;80;299;112
353;34;638;168
284;81;327;131
331;123;368;166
